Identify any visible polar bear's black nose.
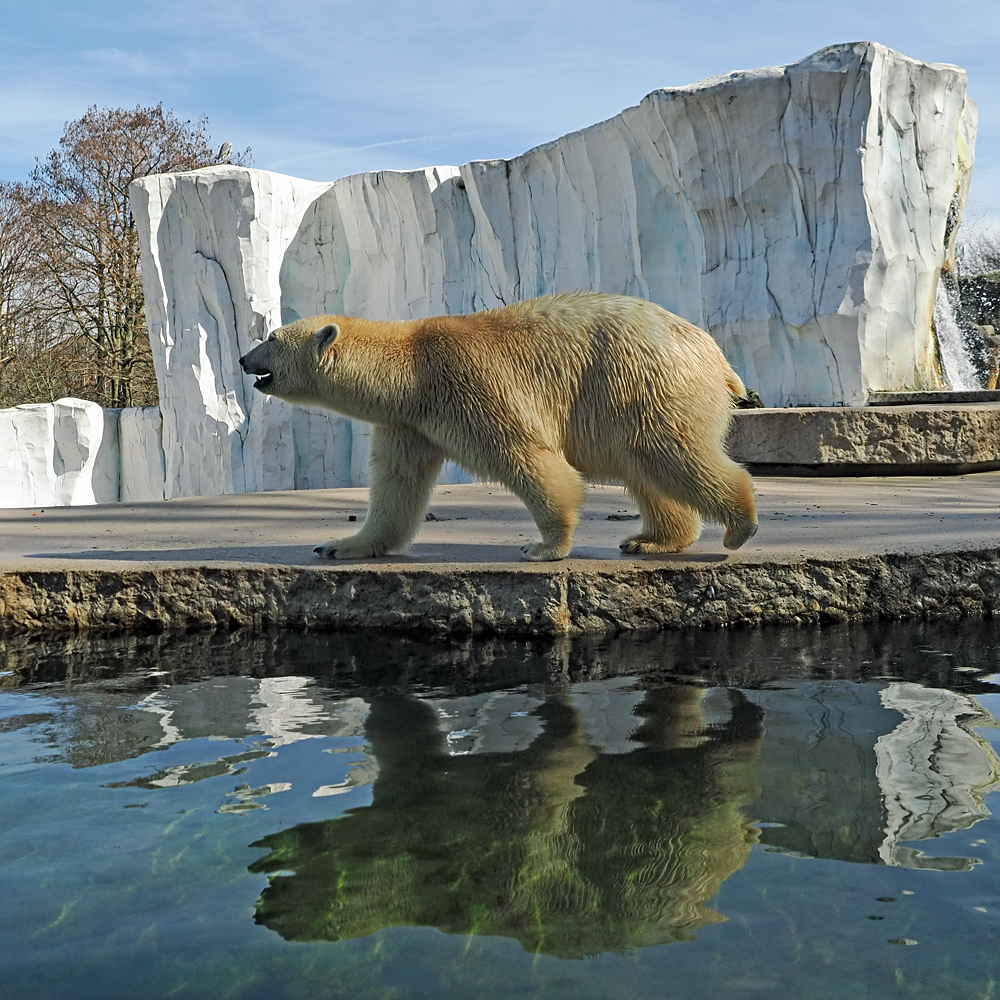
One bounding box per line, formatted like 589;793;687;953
239;355;248;371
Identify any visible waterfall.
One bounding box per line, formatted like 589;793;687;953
934;279;982;390
933;269;994;390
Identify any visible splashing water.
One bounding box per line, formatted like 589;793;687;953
934;279;982;390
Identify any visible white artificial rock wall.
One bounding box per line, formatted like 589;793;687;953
129;166;479;499
0;399;166;508
119;406;168;502
128;41;974;500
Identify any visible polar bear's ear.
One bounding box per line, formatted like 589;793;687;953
313;323;340;361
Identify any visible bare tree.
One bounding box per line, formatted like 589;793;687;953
957;229;1000;335
957;230;1000;278
0;182;32;377
0;182;81;407
5;105;250;409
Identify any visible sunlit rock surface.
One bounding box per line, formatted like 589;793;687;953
0;400;172;508
130;171;324;498
292;407;354;490
119;406;167;502
0;399;120;507
126;41;972;498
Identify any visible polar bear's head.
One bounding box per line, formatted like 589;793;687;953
239;317;341;405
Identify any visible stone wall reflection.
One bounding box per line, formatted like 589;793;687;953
747;681;1000;871
876;683;1000;869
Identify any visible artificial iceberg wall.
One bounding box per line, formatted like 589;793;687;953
0;41;977;506
127;40;974;500
0;399;163;508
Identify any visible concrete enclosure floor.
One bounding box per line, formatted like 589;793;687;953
2;476;999;572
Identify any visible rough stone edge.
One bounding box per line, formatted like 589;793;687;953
748;461;1000;477
868;391;1000;405
1;548;996;637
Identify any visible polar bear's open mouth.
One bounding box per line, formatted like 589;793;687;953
254;372;274;391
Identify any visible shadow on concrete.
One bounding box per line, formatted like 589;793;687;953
0;499;367;526
22;544;730;567
23;545;322;565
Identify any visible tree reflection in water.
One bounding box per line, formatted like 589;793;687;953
249;687;762;957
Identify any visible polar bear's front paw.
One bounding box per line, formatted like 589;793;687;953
313;536;388;559
520;541;570;562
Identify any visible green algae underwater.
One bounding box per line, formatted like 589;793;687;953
3;622;1000;999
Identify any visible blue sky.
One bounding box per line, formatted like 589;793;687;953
2;0;999;232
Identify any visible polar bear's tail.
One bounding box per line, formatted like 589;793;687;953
724;368;748;400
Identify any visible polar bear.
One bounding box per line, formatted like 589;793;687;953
239;293;757;561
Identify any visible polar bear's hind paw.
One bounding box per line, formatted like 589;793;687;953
313;537;389;559
722;521;758;550
520;541;571;562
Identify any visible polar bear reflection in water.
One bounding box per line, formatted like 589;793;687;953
249;686;762;956
248;678;1000;956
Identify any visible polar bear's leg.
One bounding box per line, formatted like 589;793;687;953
503;449;584;562
630;435;757;551
717;466;758;549
314;424;444;559
619;487;702;554
651;457;757;551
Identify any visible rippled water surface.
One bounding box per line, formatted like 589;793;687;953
3;623;1000;999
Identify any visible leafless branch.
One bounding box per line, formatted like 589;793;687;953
0;105;250;409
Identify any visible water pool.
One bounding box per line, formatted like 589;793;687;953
2;622;1000;999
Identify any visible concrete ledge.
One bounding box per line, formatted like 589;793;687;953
728;404;1000;469
2;548;998;636
748;460;1000;477
2;479;1000;637
868;390;1000;405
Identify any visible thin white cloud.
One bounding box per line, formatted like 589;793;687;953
1;0;998;234
80;48;162;78
266;130;496;170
